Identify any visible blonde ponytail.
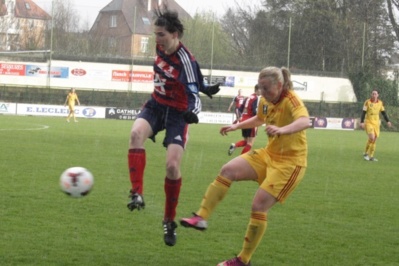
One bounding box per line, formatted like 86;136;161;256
281;67;293;90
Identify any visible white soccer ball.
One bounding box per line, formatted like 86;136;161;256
60;167;94;198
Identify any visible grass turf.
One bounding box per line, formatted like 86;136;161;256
0;115;398;265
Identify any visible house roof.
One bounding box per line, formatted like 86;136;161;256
93;0;191;35
14;0;51;20
0;2;7;16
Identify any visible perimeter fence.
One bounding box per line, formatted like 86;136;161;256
1;85;397;132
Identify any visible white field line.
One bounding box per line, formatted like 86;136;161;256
0;124;50;131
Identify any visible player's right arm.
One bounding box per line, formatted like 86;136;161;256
228;98;234;111
360;100;368;128
360;110;367;129
64;95;69;106
220;116;264;136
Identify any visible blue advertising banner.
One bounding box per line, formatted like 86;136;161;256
26;65;69;78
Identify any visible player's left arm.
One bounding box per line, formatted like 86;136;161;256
381;111;392;127
266;100;310;136
200;83;220;99
194;63;220;99
182;83;201;124
266;116;310;136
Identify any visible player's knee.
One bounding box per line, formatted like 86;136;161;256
130;129;146;146
220;164;239;181
165;161;179;178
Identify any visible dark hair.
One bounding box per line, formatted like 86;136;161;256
154;6;184;38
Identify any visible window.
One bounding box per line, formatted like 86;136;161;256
110;15;117;28
25;2;31;9
140;37;149;53
142;17;151;25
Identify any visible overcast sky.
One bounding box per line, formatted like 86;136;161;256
35;0;261;28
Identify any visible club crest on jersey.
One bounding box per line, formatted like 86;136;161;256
263;105;268;114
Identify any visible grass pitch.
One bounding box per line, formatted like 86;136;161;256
0;115;398;265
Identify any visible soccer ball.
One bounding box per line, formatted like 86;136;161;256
60;167;94;198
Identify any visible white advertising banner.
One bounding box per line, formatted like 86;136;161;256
16;104;106;119
313;117;355;130
0;60;357;102
0;102;17;115
198;112;234;124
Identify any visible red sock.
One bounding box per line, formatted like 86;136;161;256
235;140;247;147
164;177;182;222
241;144;252;154
128;149;145;194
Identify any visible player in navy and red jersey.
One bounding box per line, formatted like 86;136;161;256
228;85;261;156
228;89;245;123
126;7;220;247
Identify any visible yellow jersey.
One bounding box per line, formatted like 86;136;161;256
362;99;385;126
257;90;309;166
67;92;79;106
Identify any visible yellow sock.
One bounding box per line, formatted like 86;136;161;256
238;212;267;264
365;139;371;154
369;142;376;158
196;175;231;220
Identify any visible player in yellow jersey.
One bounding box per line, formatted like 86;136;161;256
64;88;80;122
360;90;392;161
180;67;310;266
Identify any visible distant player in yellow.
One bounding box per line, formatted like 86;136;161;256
360;89;392;161
180;66;310;266
64;88;80;122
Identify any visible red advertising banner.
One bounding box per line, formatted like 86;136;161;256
112;70;131;82
112;70;152;82
0;63;26;76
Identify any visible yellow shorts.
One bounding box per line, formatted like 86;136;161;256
241;148;306;203
365;123;379;137
68;104;75;111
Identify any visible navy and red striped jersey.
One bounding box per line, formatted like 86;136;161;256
234;95;245;109
152;42;204;114
240;93;259;121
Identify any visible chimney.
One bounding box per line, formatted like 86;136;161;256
148;0;163;11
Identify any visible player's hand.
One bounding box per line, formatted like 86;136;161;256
266;125;281;137
183;111;199;124
220;124;237;136
203;83;221;99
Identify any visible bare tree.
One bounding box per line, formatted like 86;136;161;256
387;0;399;41
0;0;51;51
47;0;87;57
